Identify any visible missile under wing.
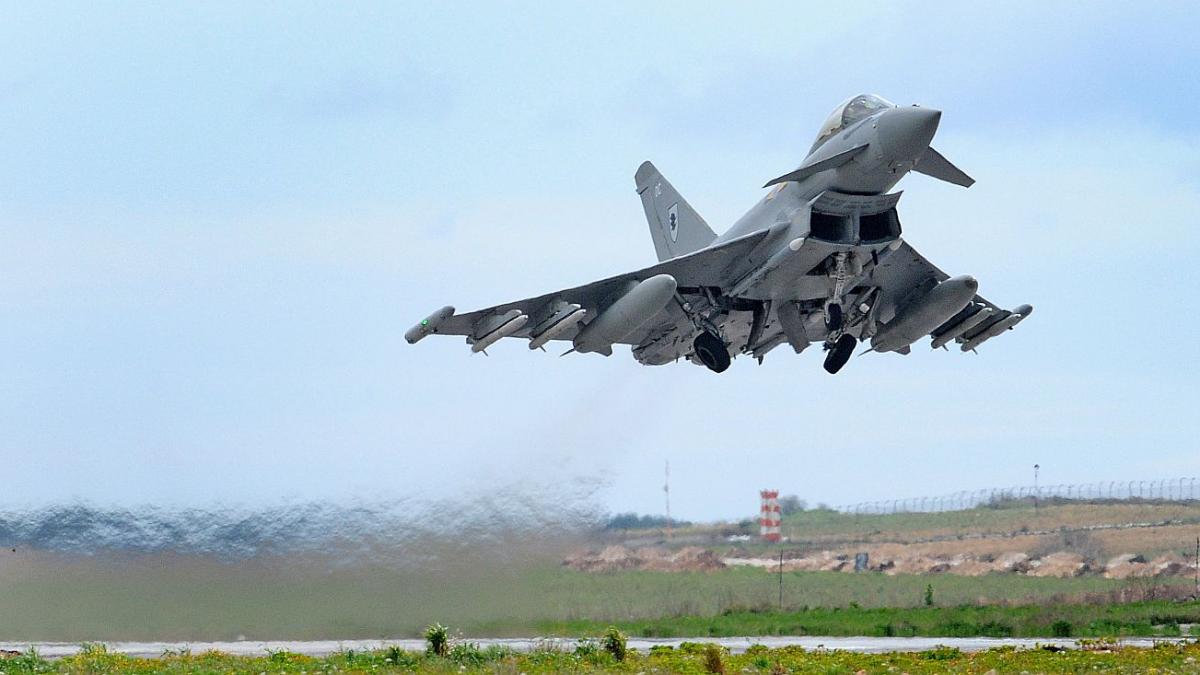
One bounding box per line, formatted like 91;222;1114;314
409;94;1032;374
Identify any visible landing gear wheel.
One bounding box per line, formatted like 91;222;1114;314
823;334;857;375
693;331;731;373
824;303;843;332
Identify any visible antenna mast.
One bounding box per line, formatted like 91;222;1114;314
664;460;672;540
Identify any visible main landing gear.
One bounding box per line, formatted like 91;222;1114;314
824;302;843;332
823;333;857;375
693;331;731;373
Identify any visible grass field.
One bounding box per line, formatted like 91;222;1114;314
6;639;1200;674
655;500;1200;561
768;501;1200;552
541;601;1200;639
1;549;1196;641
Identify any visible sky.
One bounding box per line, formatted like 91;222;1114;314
0;2;1197;521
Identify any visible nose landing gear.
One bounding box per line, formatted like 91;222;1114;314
693;331;731;373
823;334;857;374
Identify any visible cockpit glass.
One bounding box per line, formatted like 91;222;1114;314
811;94;894;152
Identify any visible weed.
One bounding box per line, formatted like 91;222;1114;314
919;645;963;660
383;644;418;666
601;626;627;662
702;643;726;674
77;642;107;656
573;639;600;657
424;622;450;657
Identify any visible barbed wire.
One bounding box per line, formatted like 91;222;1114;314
835;476;1200;514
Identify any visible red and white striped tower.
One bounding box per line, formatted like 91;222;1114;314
759;490;781;542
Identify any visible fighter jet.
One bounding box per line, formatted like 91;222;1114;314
407;94;1031;374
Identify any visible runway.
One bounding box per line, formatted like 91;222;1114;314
3;636;1190;659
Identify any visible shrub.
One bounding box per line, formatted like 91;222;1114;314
702;643;726;674
924;584;935;606
447;642;485;666
919;646;962;661
978;620;1015;637
601;626;627;662
424;622;450;657
383;645;418;666
2;647;52;674
79;643;107;656
1051;620;1073;637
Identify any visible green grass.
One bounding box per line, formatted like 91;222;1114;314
1;553;1193;641
7;640;1200;674
536;600;1200;639
771;500;1200;544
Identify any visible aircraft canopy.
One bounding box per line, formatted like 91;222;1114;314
812;94;894;152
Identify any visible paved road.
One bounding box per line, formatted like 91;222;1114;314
2;636;1190;659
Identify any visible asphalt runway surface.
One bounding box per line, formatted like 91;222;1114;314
3;636;1191;658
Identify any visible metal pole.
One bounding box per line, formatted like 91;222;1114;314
1034;464;1040;512
778;550;784;611
664;460;672;541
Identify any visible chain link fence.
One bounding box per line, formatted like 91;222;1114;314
836;476;1200;514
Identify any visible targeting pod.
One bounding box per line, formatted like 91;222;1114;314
469;309;529;353
405;306;455;344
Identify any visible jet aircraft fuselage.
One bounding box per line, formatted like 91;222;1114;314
407;94;1030;375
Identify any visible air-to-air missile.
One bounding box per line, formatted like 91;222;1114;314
931;307;993;350
469;309;529;353
528;304;586;350
960;305;1032;352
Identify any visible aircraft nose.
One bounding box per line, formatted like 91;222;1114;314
878;106;941;161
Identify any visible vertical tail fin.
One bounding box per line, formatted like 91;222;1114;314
634;161;717;262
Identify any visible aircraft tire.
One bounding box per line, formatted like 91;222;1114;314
693;331;731;373
823;334;857;374
825;303;843;332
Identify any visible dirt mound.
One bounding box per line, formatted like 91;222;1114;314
1102;553;1150;579
564;545;725;572
992;552;1032;573
1027;551;1088;577
1149;553;1188;577
669;546;727;571
573;545;1194;578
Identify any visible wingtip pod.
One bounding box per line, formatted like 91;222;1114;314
405;306;455;344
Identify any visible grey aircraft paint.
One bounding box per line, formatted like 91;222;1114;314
408;94;1032;375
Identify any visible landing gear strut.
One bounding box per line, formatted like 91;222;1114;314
823;334;857;375
693;331;731;373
